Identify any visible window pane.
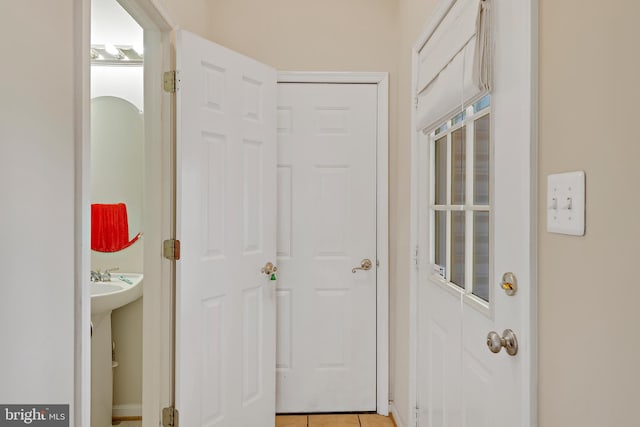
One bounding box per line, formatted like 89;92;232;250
434;137;447;205
473;94;490;113
451;128;466;205
450;211;465;288
434;211;447;276
435;122;448;136
452;110;465;125
474;114;490;205
473;211;490;301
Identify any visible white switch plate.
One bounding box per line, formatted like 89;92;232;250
547;171;585;236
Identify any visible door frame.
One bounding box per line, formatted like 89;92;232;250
277;72;390;415
408;0;539;426
76;1;174;426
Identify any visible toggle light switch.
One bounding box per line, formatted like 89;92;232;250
547;171;585;236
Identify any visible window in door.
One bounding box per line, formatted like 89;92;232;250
429;94;491;310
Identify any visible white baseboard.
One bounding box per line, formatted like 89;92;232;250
389;401;407;427
112;404;142;418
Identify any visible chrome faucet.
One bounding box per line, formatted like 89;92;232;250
102;267;119;282
90;267;119;282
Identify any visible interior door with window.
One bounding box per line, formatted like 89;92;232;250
415;1;535;425
175;29;277;427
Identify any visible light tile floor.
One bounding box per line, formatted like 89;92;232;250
276;414;395;427
111;414;394;427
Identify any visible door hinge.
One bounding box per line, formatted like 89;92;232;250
414;96;419;110
163;70;178;93
413;246;419;266
414;406;420;427
162;407;179;427
163;239;181;261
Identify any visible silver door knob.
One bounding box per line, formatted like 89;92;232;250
486;329;518;356
261;262;278;275
352;259;373;273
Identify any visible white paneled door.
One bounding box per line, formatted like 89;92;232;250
275;83;378;413
175;30;277;427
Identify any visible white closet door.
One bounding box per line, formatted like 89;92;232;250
276;83;378;413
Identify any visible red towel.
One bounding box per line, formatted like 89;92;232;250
91;203;141;252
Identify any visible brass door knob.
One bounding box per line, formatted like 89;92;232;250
352;259;373;273
261;262;278;275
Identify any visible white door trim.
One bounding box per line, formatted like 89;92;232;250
74;1;91;426
77;1;174;427
278;71;389;416
408;1;539;426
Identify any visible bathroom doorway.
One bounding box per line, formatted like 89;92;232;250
88;1;173;426
90;1;144;425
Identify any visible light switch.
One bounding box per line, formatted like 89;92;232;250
547;171;585;236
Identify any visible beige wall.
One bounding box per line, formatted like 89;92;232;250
154;0;211;37
0;0;77;410
538;0;640;425
206;0;398;72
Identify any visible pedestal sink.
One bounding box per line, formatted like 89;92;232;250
91;273;143;427
91;273;143;314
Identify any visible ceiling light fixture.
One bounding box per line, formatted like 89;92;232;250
133;43;144;56
104;43;120;57
90;44;143;65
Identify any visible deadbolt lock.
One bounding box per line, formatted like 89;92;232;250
501;272;518;296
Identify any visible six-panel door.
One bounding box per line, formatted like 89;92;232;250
275;83;378;413
175;30;277;427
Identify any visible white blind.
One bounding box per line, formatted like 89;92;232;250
416;0;492;132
